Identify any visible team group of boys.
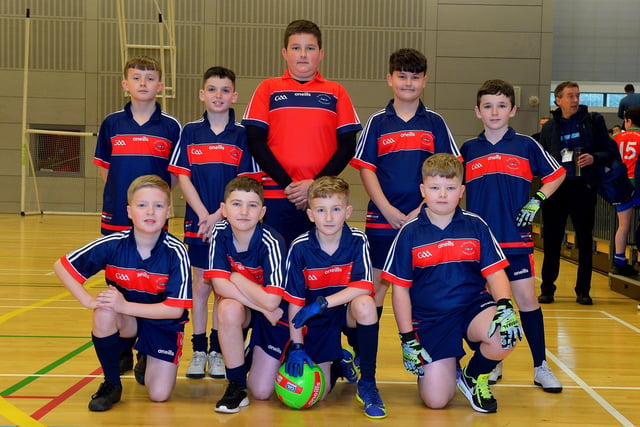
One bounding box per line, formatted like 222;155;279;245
55;19;574;418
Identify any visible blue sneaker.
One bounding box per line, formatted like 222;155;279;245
356;380;387;419
340;347;360;383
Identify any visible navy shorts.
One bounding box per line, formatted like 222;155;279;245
367;234;395;270
134;318;186;365
187;243;209;270
415;292;496;362
504;253;535;281
616;192;640;212
264;198;312;246
249;311;290;362
303;304;348;364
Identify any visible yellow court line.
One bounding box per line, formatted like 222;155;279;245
0;278;102;325
0;396;47;427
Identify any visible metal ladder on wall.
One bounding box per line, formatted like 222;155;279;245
116;0;176;110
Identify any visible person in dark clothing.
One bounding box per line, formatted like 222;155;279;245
538;81;615;305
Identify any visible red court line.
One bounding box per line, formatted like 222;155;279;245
30;367;103;421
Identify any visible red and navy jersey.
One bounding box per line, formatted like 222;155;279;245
350;99;459;236
614;127;640;180
283;224;374;307
168;109;260;246
242;70;362;198
204;220;287;304
94;102;181;235
58;229;192;329
381;206;508;322
461;128;565;255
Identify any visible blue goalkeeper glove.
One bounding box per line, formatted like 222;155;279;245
285;343;315;377
515;191;546;227
488;298;523;349
399;331;432;376
292;296;328;328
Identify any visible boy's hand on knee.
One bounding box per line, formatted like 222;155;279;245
488;299;523;349
399;331;432;376
292;296;328;328
285;343;314;377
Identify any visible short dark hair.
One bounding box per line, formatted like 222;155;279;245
476;79;515;108
554;81;579;99
124;55;161;80
203;66;236;88
625;83;635;93
223;176;264;205
624;106;640;127
284;20;322;49
388;48;427;75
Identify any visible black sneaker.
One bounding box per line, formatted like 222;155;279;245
118;349;133;373
215;381;249;413
88;381;122;412
134;352;146;385
576;294;593;305
538;294;554;304
611;263;638;277
456;368;497;413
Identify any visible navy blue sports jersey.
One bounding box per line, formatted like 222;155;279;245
350;100;459;237
381;206;508;323
94;102;181;234
461;128;565;255
59;229;192;329
284;224;374;307
204;220;287;307
168;109;260;246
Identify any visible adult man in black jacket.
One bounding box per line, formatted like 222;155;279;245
538;81;614;305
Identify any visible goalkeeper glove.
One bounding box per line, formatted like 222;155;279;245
292;296;328;328
399;331;432;376
488;298;523;349
515;191;546;227
285;343;315;377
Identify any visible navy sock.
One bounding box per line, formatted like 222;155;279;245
93;332;121;386
192;333;207;353
356;322;379;383
465;349;499;378
119;336;136;355
225;365;247;387
520;308;547;367
209;328;221;353
615;253;626;266
344;327;358;353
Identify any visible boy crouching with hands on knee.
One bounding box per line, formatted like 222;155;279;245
382;154;522;413
53;174;192;412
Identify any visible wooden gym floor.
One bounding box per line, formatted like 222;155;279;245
1;214;639;426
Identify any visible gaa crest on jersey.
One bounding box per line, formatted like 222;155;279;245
506;156;521;170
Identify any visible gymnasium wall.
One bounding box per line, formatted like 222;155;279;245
0;0;553;219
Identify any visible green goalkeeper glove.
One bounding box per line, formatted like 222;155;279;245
488;298;523;349
515;191;546;227
399;331;432;376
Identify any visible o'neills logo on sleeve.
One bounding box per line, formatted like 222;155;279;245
304;264;353;289
411;239;480;268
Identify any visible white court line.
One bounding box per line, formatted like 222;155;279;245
0;305;86;310
599;310;640;333
546;351;635;426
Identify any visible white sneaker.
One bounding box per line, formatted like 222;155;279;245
185;351;207;379
534;360;562;393
208;351;226;379
488;361;502;384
